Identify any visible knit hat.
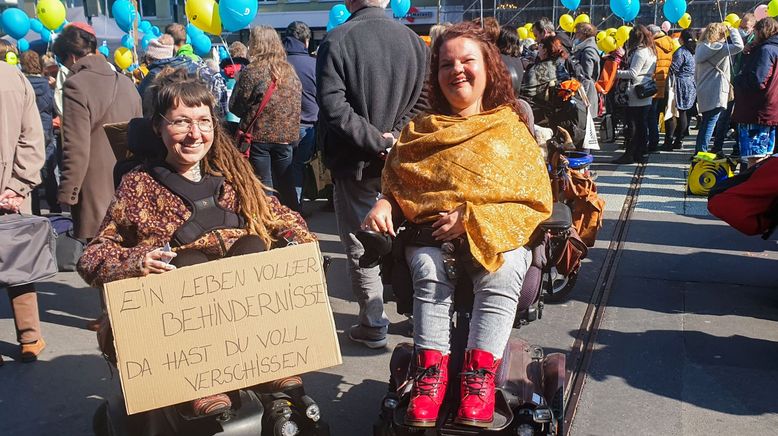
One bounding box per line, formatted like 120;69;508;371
68;22;96;36
647;24;662;35
145;37;175;61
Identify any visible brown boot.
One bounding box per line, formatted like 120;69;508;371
192;393;231;416
20;338;46;362
256;376;303;393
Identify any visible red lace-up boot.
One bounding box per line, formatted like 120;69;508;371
405;349;449;427
456;349;500;427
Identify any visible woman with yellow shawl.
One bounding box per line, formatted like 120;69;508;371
362;22;553;428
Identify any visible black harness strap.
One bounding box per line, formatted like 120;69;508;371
147;164;245;247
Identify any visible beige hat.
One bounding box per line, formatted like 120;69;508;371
145;36;175;61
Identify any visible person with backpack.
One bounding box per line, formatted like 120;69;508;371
611;25;657;164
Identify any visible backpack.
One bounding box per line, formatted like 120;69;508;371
708;157;778;239
687;152;735;196
48;214;85;272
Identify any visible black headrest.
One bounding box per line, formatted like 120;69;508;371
128;117;166;161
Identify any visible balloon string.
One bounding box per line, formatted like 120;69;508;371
219;35;235;66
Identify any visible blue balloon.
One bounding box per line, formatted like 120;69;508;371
1;8;31;40
186;34;191;44
561;0;581;10
328;5;350;26
17;38;29;53
30;18;43;34
98;43;110;57
151;26;161;37
326;21;335;32
55;20;68;33
121;34;135;49
663;0;686;23
187;23;204;36
219;0;258;32
40;30;52;43
391;0;411;18
610;0;639;21
623;0;640;21
139;20;152;33
141;34;155;50
218;46;229;61
112;0;137;33
192;34;212;57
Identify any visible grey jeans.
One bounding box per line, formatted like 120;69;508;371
333;176;389;331
406;245;531;356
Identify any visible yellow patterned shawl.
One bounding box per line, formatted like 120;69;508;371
383;106;553;272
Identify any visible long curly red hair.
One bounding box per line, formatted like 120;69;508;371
427;21;528;125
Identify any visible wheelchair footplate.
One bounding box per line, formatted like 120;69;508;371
392;389;514;434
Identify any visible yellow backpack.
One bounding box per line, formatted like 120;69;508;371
688;152;735;196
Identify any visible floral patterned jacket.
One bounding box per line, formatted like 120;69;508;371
77;168;315;287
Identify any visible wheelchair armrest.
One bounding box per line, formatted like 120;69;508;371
355;230;394;268
538;202;572;232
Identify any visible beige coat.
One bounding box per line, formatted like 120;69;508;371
0;62;45;214
58;55;141;239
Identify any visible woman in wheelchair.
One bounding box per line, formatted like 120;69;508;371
78;71;315;416
362;22;553;428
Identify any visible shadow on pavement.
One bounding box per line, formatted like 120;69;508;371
0;353;117;434
577;328;778;416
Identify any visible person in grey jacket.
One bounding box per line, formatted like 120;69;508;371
612;25;657;164
573;23;601;117
316;0;428;349
695;22;744;153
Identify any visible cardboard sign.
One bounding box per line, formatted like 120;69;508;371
103;242;342;415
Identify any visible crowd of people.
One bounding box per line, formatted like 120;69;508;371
1;0;777;428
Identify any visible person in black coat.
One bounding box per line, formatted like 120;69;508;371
497;25;525;97
315;0;428;348
283;21;319;213
19;51;58;214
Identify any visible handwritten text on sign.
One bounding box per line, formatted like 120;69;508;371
104;242;342;415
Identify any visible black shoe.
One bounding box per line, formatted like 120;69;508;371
672;143;683;150
611;155;635;164
659;144;674;152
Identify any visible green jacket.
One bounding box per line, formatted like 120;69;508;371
176;44;201;62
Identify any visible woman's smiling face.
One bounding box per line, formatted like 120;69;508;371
159;102;214;173
437;36;487;117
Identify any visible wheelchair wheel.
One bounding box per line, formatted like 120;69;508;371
543;268;578;304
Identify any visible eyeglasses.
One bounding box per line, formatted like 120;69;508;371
160;114;214;134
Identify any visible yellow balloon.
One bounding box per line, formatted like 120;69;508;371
36;0;67;31
678;13;692;29
518;27;529;40
186;0;222;35
606;27;617;37
574;14;590;25
596;30;607;43
114;47;134;71
770;0;778;17
5;52;18;65
524;23;534;31
616;26;632;46
725;13;739;26
560;14;575;33
601;36;618;53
